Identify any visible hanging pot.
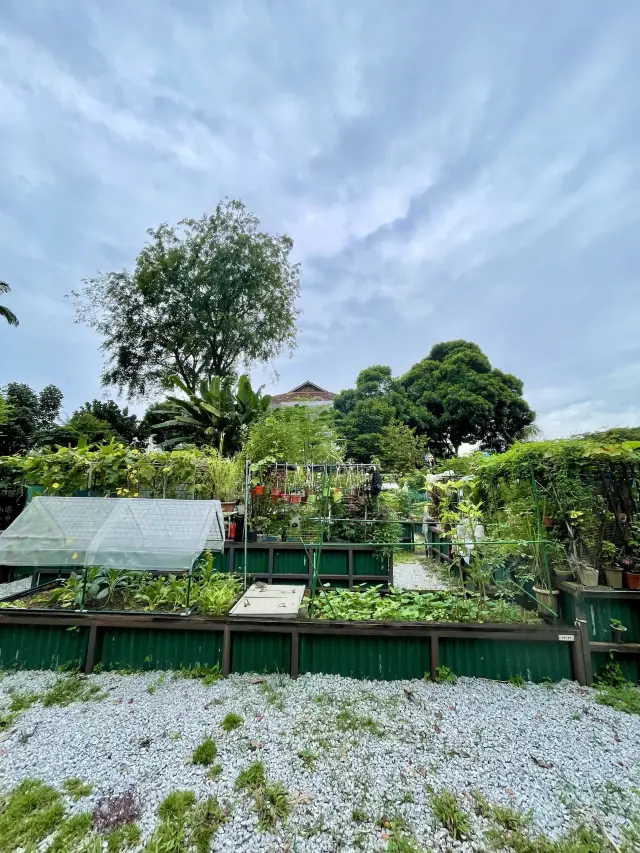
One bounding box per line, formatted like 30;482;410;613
604;566;623;589
271;488;282;501
281;494;291;503
577;566;599;587
307;494;317;505
611;624;627;644
532;586;560;618
543;517;553;528
251;485;265;497
290;494;302;504
624;571;640;590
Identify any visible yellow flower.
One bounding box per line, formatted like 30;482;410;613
72;553;78;560
52;483;60;489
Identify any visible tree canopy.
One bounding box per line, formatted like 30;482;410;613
244;406;343;465
72;199;301;398
334;341;536;461
0;383;63;455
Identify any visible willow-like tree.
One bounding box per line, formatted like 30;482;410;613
72;200;300;398
0;281;19;327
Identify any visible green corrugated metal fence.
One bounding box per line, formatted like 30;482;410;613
98;628;223;671
585;598;640;643
439;638;573;682
0;625;88;670
231;632;291;674
273;549;308;575
299;634;431;680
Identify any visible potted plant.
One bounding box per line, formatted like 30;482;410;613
601;541;622;589
575;559;599;587
623;561;640;590
610;619;627;643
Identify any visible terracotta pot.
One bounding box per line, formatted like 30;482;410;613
221;501;236;514
532;586;560;617
624;571;640;590
604;567;623;589
251;485;265;497
281;494;291;503
290;494;302;504
543;516;553;528
577;566;599;587
271;488;281;498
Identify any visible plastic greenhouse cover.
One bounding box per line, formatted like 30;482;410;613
0;496;224;570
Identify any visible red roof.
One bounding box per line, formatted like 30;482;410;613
271;381;335;404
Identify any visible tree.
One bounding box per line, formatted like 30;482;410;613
152;374;271;454
0;393;11;427
72;199;301;398
0;383;63;455
75;400;143;444
378;422;426;473
0;281;18;327
335;341;535;461
244;406;343;464
401;341;536;455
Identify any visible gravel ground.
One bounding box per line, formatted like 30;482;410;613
393;559;449;590
1;670;639;851
0;577;30;600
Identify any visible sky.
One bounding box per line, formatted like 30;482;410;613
1;0;639;437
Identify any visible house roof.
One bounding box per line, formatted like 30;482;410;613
271;381;336;404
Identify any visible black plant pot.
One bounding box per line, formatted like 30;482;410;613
611;625;627;644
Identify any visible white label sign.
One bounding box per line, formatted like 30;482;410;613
558;634;575;642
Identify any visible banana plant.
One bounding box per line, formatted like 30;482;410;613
152;374;271;454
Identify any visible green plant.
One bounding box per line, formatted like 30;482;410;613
434;666;457;684
254;781;290;831
142;790;227;853
0;779;65;851
63;778;93;799
221;712;243;732
106;823;142;853
610;619;626;630
47;811;94;852
430;789;469;839
192;737;217;766
42;675;106;707
508;675;526;688
335;707;384;736
235;762;266;792
206;763;223;780
297;749;317;771
174;664;222;686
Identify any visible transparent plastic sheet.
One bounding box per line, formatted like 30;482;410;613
0;496;224;569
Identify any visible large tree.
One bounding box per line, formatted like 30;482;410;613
44;400;146;447
71;200;300;398
0;281;18;327
0;383;63;455
335;341;536;462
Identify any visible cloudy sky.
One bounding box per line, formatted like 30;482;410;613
1;0;639;436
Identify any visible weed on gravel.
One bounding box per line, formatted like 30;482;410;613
221;711;243;732
234;761;290;831
42;674;106;707
429;788;469;839
63;777;93;799
0;779;64;851
142;790;227;853
174;664;222;686
192;736;217;766
297;748;317;770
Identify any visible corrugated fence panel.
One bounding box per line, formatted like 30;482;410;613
559;590;577;627
585;598;640;643
0;625;89;670
233;548;269;575
318;550;347;576
274;549;308;575
353;551;389;577
299;634;431;680
440;638;573;683
231;632;291;674
98;628;223;671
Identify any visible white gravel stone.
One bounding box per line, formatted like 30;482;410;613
393;559;449;590
0;670;638;852
0;577;30;600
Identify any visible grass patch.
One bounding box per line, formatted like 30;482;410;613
63;777;93;799
42;675;106;707
142;790;227;853
595;683;640;715
106;822;142;853
351;807;368;823
206;762;223;780
174;664;222;686
221;712;243;732
297;748;317;771
7;689;40;714
254;781;290;831
335;707;384;737
0;778;65;851
192;736;217;766
430;789;469;840
433;666;457;684
260;682;285;711
235;761;266;792
47;812;93;852
508;675;526;688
